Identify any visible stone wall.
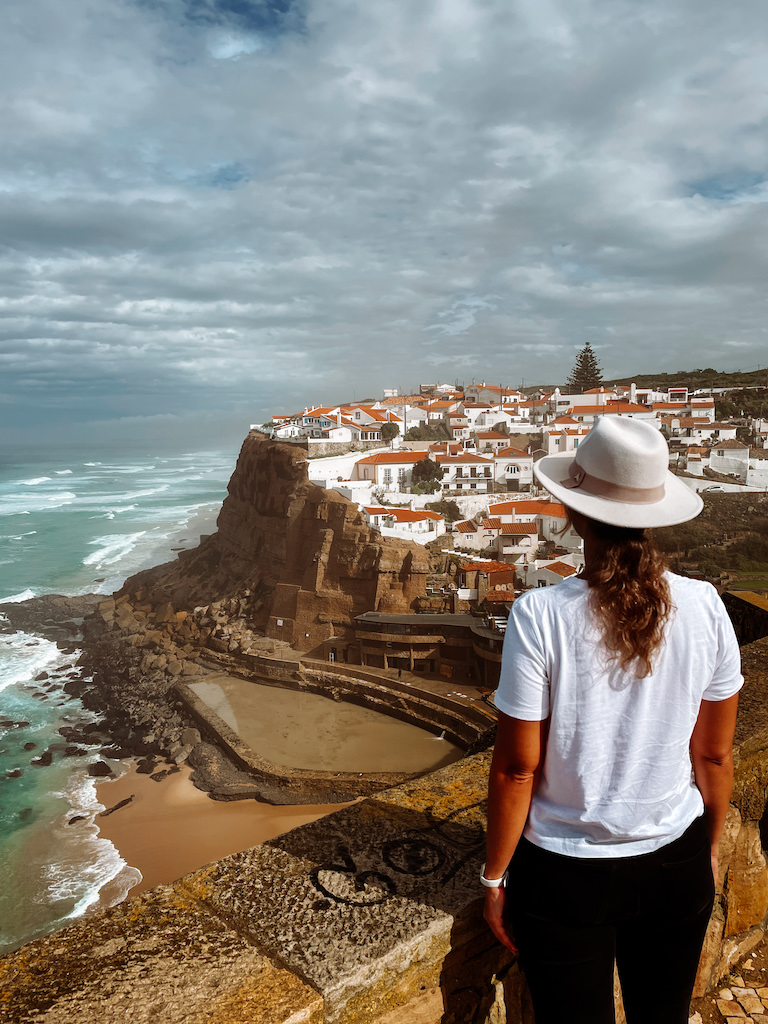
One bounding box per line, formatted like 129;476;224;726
4;637;768;1023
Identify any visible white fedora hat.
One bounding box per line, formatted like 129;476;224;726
534;416;702;529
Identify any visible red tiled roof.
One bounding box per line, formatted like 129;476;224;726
712;440;749;451
480;518;502;529
501;523;539;535
584;387;615;395
653;402;688;410
489;499;567;517
485;588;515;603
356;451;429;465
551;415;579;425
604;401;651;414
495;447;531;458
455;520;479;534
428;442;463;455
542;561;578;578
476;431;508;439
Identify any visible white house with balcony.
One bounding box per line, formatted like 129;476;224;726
497;522;540;564
437;453;495;492
493;446;534;491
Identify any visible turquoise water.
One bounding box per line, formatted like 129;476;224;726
0;441;236;953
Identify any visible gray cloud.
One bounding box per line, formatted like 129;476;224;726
1;0;768;443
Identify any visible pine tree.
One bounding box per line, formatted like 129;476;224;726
566;342;603;394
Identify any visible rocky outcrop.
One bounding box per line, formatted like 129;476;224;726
118;434;430;654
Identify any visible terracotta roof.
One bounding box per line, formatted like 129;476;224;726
484;589;515;603
551;415;579;425
495;447;531;458
605;401;652;414
750;448;768;461
428;442;463;455
489;499;567;518
480;518;502;530
584;387;615;395
541;561;578;578
356;452;429;465
712;440;749;451
455;520;479;534
653;402;688;410
303;407;338;417
460;560;513;573
501;523;539;535
476;431;508;439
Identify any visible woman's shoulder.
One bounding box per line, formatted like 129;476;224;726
665;571;719;601
513;576;588;616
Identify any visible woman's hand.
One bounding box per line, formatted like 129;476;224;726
483;886;518;955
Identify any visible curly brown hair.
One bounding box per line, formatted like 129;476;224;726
579;518;673;678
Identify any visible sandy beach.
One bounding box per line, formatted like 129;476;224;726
95;762;349;900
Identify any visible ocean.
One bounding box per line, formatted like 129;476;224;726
0;440;236;954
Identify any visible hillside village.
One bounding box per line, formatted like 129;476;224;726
254;377;768;615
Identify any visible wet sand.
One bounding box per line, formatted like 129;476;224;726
96;762;349;900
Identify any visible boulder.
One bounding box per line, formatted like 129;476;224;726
87;760;114;778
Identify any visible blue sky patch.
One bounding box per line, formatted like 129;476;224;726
686;171;765;201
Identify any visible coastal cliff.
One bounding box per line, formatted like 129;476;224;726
58;435;440;796
120;433;430;651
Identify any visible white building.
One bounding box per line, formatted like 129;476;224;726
493;446;534;491
353;451;430;491
437;453;495;492
362;506;446;544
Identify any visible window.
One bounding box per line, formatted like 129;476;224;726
383;470;392;484
506;465;519;474
398;467;407;480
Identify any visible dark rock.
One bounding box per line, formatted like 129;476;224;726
99;795;135;817
68;815;87;825
18;807;34;822
23;742;36;751
5;768;23;779
87;760;114;778
35;672;49;681
136;757;157;775
31;750;54;767
64;746;89;756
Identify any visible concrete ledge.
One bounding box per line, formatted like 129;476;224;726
0;886;322;1024
0;752;500;1024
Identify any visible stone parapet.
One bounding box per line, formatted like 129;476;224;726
4;639;768;1023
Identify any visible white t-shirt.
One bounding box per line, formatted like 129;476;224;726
494;573;743;858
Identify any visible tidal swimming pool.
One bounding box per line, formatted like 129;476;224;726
187;677;464;775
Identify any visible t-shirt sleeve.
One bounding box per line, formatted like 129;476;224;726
702;592;744;701
494;595;551;721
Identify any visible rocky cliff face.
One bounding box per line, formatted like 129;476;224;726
120;433;430;653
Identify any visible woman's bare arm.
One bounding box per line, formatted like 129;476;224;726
483;712;547;952
690;692;739;882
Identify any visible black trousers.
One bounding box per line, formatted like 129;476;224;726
504;815;714;1024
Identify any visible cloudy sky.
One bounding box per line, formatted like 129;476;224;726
2;0;767;445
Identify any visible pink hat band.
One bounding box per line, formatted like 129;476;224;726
562;458;666;505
